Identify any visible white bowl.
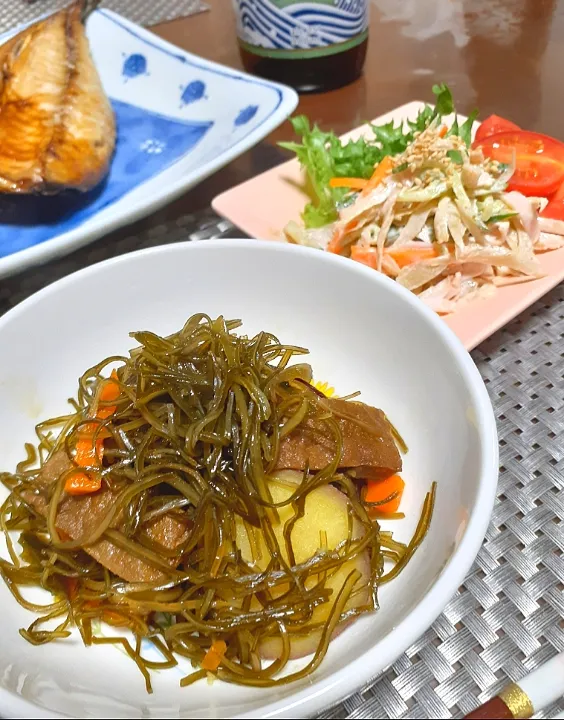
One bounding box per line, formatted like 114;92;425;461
0;239;498;719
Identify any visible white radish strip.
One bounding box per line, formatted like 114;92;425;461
376;188;399;272
503;191;540;243
492;275;538;287
539;216;564;236
339;183;392;225
536;232;564;251
395;208;430;245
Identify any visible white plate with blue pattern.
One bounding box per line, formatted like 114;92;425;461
0;9;298;279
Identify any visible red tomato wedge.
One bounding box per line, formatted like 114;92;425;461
541;179;564;220
474;114;520;144
477;130;564;197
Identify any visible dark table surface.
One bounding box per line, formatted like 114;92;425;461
5;0;564;302
2;6;564;720
148;0;564;222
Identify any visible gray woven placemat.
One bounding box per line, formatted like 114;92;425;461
0;0;209;34
0;210;563;719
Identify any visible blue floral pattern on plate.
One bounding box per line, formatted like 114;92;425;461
180;80;206;106
0;8;298;278
235;105;259;126
0;101;213;257
122;52;148;79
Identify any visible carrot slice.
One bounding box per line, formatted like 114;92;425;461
62;577;79;600
97;370;121;418
65;370;120;496
202;640;227;671
350;246;379;269
327;218;359;254
386;245;440;268
327;226;345;254
365;474;405;514
329;177;368;190
328;157;395;255
65;469;102;496
439;125;448;138
362;155;394;196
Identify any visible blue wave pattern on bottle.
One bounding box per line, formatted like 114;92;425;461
235;0;368;50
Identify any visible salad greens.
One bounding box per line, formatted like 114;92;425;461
447;149;464;165
279;83;478;228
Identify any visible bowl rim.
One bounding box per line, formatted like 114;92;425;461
0;239;499;719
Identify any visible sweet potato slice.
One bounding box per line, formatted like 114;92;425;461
236;472;371;659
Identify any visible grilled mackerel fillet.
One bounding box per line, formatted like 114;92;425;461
0;1;116;193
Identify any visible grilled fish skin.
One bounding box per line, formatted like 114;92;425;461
0;1;116;194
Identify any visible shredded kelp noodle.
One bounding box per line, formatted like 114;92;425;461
0;314;435;691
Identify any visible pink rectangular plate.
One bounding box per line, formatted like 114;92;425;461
212;101;564;350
